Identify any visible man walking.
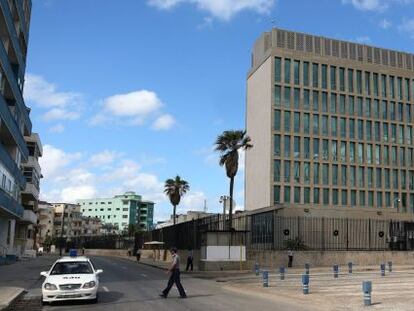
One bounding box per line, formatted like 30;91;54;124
160;247;187;298
186;248;193;271
288;249;294;267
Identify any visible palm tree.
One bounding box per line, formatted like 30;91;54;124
215;130;252;230
164;175;190;226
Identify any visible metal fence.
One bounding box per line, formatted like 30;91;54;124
138;208;414;251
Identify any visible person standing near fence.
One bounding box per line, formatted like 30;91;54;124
288;249;294;267
186;248;193;271
160;247;187;298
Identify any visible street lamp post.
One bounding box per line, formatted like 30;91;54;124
392;198;401;213
219;195;230;230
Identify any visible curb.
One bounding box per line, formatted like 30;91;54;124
0;289;26;311
137;261;169;271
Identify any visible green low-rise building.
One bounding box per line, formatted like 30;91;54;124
77;192;154;233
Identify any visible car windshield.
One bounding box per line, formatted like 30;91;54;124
50;261;93;275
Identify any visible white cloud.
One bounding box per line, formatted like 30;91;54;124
24;74;83;121
39;145;82;181
42;108;80;121
49;124;65;133
91;89;176;129
342;0;387;11
148;0;275;21
355;35;372;43
61;185;97;203
89;150;119;167
399;18;414;38
152;114;176;130
104;90;162;117
342;0;414;11
379;18;392;29
180;191;207;212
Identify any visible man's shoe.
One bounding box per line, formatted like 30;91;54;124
180;295;187;299
159;294;167;298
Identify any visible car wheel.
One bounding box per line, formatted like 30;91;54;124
91;295;98;304
41;300;48;306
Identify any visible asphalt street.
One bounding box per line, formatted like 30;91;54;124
1;256;310;311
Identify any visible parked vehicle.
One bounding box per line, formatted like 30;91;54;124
40;255;103;304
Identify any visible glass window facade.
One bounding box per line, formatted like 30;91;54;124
272;56;414;211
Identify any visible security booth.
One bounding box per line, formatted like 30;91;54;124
143;241;165;261
199;230;248;271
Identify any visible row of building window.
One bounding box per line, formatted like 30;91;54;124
274;57;413;100
83;201;113;205
275;87;414;122
273;186;414;210
274;161;414;189
274;135;414;167
82;208;128;212
274;110;414;145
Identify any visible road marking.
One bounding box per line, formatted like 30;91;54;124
141;274;147;277
103;286;109;292
122;266;127;270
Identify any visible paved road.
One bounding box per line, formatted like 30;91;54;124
2;256;309;311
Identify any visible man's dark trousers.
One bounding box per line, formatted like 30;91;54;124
162;269;186;297
186;257;193;271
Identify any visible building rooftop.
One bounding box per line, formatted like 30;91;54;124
251;27;414;74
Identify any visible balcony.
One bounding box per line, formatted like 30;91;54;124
21;209;36;224
0;189;23;218
22;182;38;200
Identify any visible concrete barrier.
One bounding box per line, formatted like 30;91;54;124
248;250;414;268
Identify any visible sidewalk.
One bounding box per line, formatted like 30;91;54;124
0;255;57;310
221;264;414;311
0;288;25;310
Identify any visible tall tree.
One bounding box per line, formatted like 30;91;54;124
215;130;252;230
164;175;190;226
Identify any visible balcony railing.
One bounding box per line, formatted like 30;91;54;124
0;94;29;160
0;188;23;217
0;141;25;187
21;209;36;224
0;0;26;74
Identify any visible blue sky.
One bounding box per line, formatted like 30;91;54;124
27;0;414;221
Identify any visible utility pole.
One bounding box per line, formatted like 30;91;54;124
59;206;66;256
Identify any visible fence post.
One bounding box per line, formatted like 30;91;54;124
348;262;353;274
362;281;372;306
302;274;309;294
255;262;260;275
380;263;385;277
262;270;269;287
333;264;339;278
279;266;285;280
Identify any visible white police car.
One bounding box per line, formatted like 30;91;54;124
40;255;103;304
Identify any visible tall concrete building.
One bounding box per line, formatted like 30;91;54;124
77;191;154;233
0;0;39;259
246;28;414;220
15;133;42;255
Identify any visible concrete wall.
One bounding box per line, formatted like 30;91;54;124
246;56;272;211
248;250;414;268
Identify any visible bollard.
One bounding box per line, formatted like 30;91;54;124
348;262;353;274
262;270;269;287
305;263;310;275
333;264;339;278
380;263;385;277
362;281;372;306
279;266;285;280
388;261;392;273
255;262;260;276
302;274;309;294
